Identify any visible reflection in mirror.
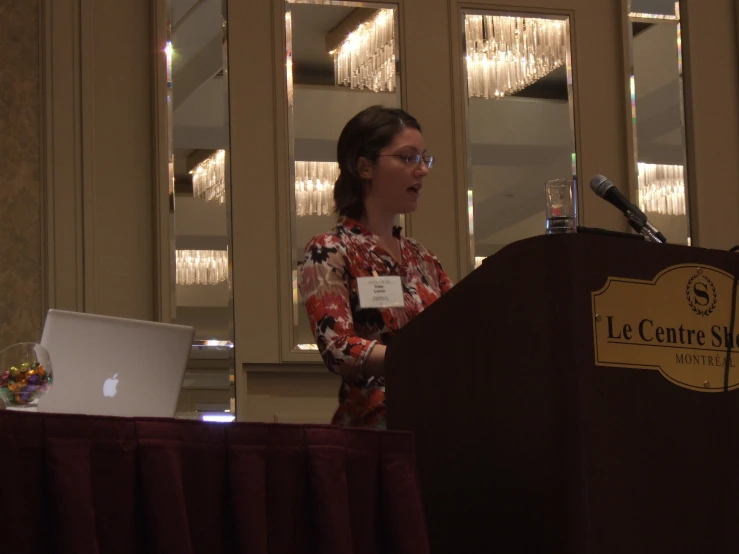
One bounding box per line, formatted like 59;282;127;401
629;1;690;245
169;0;235;420
461;11;576;269
285;1;401;352
630;0;677;17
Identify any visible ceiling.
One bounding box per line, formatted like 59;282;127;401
291;4;374;86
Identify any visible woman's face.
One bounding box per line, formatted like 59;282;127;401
361;127;430;216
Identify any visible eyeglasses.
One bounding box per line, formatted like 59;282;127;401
377;153;435;170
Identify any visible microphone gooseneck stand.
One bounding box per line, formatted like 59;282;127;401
625;211;666;244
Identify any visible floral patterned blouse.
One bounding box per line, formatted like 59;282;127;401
299;217;453;429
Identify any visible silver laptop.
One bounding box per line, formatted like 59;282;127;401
38;309;194;417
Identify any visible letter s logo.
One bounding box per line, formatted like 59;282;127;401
693;282;709;306
687;272;717;317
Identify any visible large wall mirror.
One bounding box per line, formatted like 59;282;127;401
628;0;690;245
283;0;401;355
460;10;577;269
165;0;235;420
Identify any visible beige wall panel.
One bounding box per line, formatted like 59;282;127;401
682;0;739;249
83;0;154;320
45;0;85;314
243;371;338;423
0;0;42;346
403;0;463;282
44;0;156;321
564;0;632;232
229;0;281;364
177;388;233;413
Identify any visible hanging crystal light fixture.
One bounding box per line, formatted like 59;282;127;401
295;161;339;217
637;162;686;216
192;149;226;204
331;9;396;92
176;249;229;286
464;14;568;99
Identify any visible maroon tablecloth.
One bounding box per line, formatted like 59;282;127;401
0;411;429;554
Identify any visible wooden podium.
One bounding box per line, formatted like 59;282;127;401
386;233;739;553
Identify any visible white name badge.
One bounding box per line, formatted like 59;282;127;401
357;276;404;309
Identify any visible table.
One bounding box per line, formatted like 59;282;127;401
0;411;429;554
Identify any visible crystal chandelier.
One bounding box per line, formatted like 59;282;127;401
637;162;686;216
295;161;339;216
192;149;226;204
464;14;568;99
176;249;229;286
331;9;396;92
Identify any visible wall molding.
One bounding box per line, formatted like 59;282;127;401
151;0;175;323
42;0;85;315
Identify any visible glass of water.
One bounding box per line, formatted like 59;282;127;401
545;178;576;234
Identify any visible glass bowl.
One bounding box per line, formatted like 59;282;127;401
0;342;53;409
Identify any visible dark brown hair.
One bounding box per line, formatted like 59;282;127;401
334;105;422;220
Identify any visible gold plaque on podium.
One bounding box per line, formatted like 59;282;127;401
592;264;739;392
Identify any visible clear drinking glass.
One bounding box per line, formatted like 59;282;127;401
545;178;576;234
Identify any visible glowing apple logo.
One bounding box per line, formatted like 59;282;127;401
103;373;119;398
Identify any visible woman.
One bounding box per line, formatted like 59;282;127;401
299;105;453;429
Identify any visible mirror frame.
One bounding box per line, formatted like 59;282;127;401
453;4;582;272
152;0;237;416
275;0;407;363
623;0;692;245
152;0;175;324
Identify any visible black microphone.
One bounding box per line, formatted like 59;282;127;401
590;174;667;244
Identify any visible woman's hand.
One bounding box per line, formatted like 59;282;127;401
363;344;386;378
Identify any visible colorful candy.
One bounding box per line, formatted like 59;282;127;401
0;361;52;406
